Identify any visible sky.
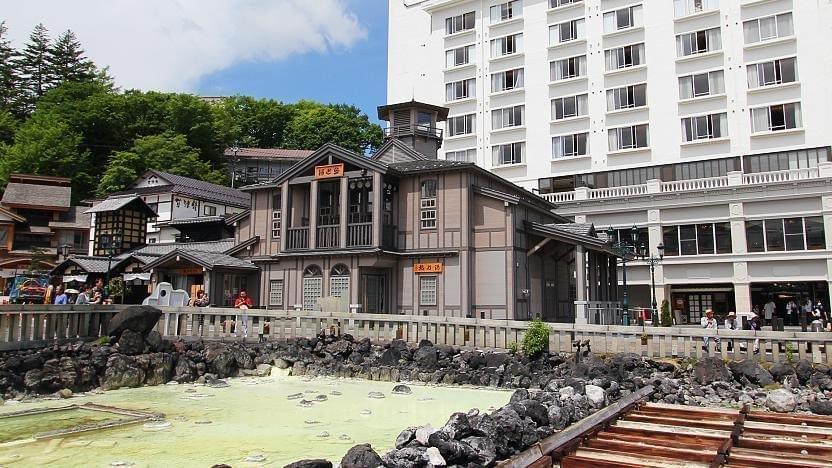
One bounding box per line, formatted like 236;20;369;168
2;0;389;121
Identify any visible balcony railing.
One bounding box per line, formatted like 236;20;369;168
347;222;372;247
316;225;340;249
383;124;443;140
541;164;832;204
286;227;309;250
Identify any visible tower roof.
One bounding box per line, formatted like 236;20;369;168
377;100;449;121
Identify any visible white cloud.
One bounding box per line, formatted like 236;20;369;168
2;0;367;91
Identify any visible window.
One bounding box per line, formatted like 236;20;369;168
606;84;646;111
420;180;437;229
446;78;476;101
550;0;581;8
603;5;642;33
491;33;523;58
663;222;732;256
446;11;475;35
271;193;281;238
329;264;350;298
419;276;438;306
604;43;645;71
492;105;524;129
491;68;524;93
445;149;476;162
750;103;801;133
549;19;585;45
552;133;589;159
681;113;727;142
746;217;825;252
745;147;830;173
448;114;476;136
492;142;524;165
491;1;520;23
743;12;793;44
674;0;718;17
676;28;721;57
747;57;797;89
678;70;724;99
552;94;588;120
608;124;649;151
445;45;474;68
551;55;586;81
302;265;323;311
268;280;283;306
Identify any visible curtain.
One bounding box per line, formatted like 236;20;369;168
777;13;793;37
490;39;499;58
787;103;802;128
751;108;769;133
515;34;523;53
679;76;692;99
608;129;619;151
743;20;758;43
718;113;728;137
682;118;692;142
492;74;504;93
747;65;760;88
603;12;615;33
709;71;724;94
492;110;502;129
633;6;643;27
606;90;616;111
707;28;722;51
553;137;563;159
605;50;616;70
633;44;644;65
759;17;777;40
577;94;588;115
514;69;524;88
549;25;558;45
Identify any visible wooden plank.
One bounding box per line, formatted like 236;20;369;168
568;447;709;468
585;438;716;463
594;430;723;451
495;444;543;468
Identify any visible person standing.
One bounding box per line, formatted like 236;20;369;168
723;311;738;352
53;285;68;305
816;299;828;330
234;290;253;340
75;286;91;305
749;313;762;354
764;298;776;328
786;299;797;326
701;309;721;352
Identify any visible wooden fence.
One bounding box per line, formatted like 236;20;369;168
2;305;832;364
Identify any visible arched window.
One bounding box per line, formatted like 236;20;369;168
302;265;323;310
329;264;350;299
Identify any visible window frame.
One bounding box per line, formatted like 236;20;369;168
419;275;438;306
445;11;475;35
445;78;476;101
420;179;438;229
743;12;793;44
551;55;586;81
268;279;284;307
447;113;476;136
492;105;525;129
492;142;525;165
552;133;589;159
603;4;642;33
750;102;802;133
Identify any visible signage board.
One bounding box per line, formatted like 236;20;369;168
314;163;345;179
414;263;443;273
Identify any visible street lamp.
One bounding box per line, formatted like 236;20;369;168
635;242;664;326
59;244;71;260
230;142;240;188
607;225;639;326
103;230;122;298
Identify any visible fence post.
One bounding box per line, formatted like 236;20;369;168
574;301;588;325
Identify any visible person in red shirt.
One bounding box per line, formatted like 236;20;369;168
234;290;253;309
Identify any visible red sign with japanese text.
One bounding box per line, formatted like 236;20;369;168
414;263;443;274
314;163;345;179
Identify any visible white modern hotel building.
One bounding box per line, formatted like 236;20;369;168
388;0;832;323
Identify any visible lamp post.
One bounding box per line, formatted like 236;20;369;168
103;231;122;298
59;244;70;261
607;225;639;326
635;242;664;326
230;142;240;188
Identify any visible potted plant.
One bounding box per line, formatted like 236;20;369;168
640;332;648;345
660;299;672;327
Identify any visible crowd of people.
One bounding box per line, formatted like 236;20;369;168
48;278;107;305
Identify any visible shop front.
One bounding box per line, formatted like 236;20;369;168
670;284;736;324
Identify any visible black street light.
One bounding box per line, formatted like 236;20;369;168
607;225;639;326
103;230;122;298
59;244;71;260
635;242;664;326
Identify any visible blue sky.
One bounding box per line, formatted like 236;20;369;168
195;0;389;123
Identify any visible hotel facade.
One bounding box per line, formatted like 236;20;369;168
388;0;832;322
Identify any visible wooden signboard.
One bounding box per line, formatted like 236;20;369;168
314;163;345;179
176;267;203;276
414;262;443;273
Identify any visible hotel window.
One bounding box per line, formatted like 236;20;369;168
678;70;724;99
608;125;649;151
447;114;476;136
204;205;216;216
268;279;283;307
492;142;524;165
552;133;589;159
329;264;350;298
674;0;718;17
491;68;524;93
302;265;323;311
746;217;826;252
420;180;437;229
271;193;281;238
743;12;793;44
549;19;585;45
490;1;520;23
606;84;646;111
750;103;801;133
550;55;586;81
747;57;797;89
744;147;830;173
491;33;523;58
676;28;721;57
663;223;732;256
603;5;642;33
446;78;476;101
445;149;476;162
419;276;438;306
445;45;474;68
681;113;727;142
550;0;581;8
604;43;645;71
492;105;524;129
445;11;475;35
552;94;588;120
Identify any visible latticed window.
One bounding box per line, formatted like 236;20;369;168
329;264;350;298
272;193;281;238
420;276;438;306
420;180;437;229
269;280;283;306
302;265;323;311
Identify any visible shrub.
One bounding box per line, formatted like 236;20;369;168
522;318;550;357
660;299;672;327
508;341;518;355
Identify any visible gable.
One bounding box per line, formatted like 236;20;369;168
132;172;172;189
372;139;427;165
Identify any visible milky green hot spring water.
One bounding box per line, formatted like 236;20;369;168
0;372;510;467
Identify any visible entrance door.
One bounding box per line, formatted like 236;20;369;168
362;273;386;314
688;294;713;323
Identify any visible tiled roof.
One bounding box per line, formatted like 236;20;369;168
178;250;258;270
388;159;474;173
2;182;72;209
49;206;92;230
550;223;594;237
61;256;127;274
154;215;225;227
146;171;250;208
223;148;314;160
133;238;236;256
86;195;144;214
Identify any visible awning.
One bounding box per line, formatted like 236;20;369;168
123;272;151;281
63;274;88;283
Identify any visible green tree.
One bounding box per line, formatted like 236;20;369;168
97;132;226;195
48;30;96;84
16;23;55;108
0;22;22;116
284;100;383;154
0;109;16;144
212;95;294;149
